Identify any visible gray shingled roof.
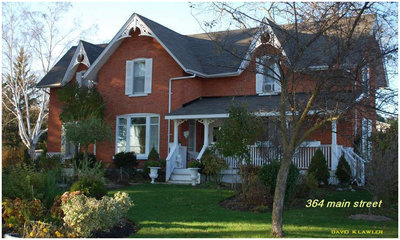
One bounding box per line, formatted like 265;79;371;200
36;42;107;88
167;92;352;117
36;46;77;88
139;14;256;75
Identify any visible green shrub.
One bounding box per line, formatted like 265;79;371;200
335;155;352;185
201;148;227;183
61;192;133;237
73;152;97;168
37;154;62;171
307;149;330;185
70;177;107;199
113;152;137;169
258;160;299;203
188;160;204;168
148;147;160;161
146;160;162;167
73;158;106;182
2;163;62;207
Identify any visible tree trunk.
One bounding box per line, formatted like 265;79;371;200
271;152;293;237
29;142;37;161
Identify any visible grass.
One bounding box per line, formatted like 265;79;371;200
109;183;398;238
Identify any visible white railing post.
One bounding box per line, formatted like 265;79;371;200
331;120;339;171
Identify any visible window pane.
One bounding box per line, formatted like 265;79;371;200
149;124;159;152
133;61;145;93
150;116;159;124
130;118;146;154
117;118;127;153
131;117;146;125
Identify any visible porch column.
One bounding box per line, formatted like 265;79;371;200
331;120;338;171
173;120;179;147
203;119;210;147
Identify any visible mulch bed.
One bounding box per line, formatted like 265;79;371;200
91;219;139;238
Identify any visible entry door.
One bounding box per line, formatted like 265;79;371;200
188;120;196;153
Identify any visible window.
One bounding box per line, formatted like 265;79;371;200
361;118;372;161
361;66;370;96
256;56;281;95
125;58;152;96
116;114;159;159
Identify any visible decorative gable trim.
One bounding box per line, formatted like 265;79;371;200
61;41;90;86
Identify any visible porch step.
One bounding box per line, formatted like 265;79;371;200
168;168;192;184
172;168;190;175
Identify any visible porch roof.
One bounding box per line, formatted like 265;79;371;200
165;94;286;119
165;92;355;120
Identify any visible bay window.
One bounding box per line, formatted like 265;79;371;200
116;114;159;159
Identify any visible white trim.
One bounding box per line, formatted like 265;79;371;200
166;113;229;120
128;93;149;97
62;41;90;86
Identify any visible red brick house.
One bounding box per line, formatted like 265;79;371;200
37;13;387;184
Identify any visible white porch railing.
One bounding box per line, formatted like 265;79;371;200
339;146;367;185
166;145;178;181
221;144;334;170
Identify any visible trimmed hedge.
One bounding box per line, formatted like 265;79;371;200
335;155;352;185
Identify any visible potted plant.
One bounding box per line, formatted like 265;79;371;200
147;161;161;184
187;161;203;186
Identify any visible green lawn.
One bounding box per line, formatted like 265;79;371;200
109;183;398;238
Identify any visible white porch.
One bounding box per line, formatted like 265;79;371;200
165;116;367;185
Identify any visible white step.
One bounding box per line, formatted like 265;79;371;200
173;168;190;175
168;179;192;184
170;173;191;181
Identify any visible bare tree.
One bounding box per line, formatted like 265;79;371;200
191;2;397;237
2;2;97;160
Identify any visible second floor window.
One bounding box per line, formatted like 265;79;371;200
361;66;370;96
125;58;152;96
256;56;281;95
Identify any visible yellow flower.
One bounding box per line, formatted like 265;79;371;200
30;231;34;237
43;228;48;233
8;223;13;228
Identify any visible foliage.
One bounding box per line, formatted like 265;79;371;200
73;152;97;168
258;161;299;203
70;177;107;199
2;198;45;235
23;220;76;238
2;146;30;167
240;165;270;205
307;149;330;185
201;148;228;183
366;120;398;204
146;161;162;168
335;155;352;185
64;117;112;158
213;103;262;162
2;163;62;208
187;160;203;168
113;152;138;170
57;83;105;122
61;191;133;237
148;147;160;161
73;157;107;182
36;153;62;171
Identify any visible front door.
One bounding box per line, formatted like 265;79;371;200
187;120;197;161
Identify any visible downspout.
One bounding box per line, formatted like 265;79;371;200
168;74;196;151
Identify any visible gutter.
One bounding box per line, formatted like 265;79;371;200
167;74;196;147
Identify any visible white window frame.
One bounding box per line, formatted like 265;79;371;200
256;56;281;96
125;58;153;97
361;117;372;161
115;113;160;159
361;65;370;97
